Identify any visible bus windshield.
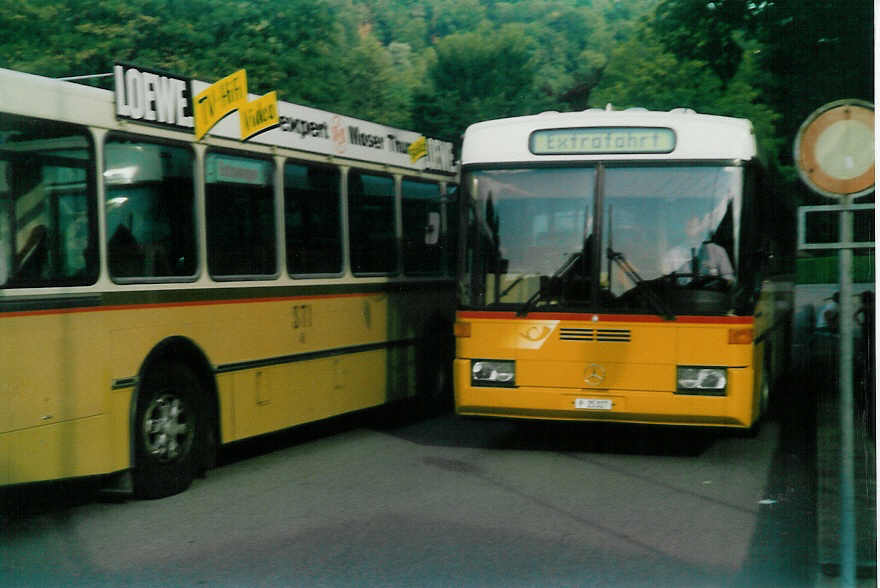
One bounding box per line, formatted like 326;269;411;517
461;165;743;315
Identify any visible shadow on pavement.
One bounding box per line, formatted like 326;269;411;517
0;477;103;525
379;407;722;458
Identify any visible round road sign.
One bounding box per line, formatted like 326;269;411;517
794;99;874;199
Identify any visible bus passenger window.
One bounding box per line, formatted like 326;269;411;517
205;152;276;278
284;162;342;275
402;179;442;275
0;113;97;288
348;172;396;275
104;138;196;280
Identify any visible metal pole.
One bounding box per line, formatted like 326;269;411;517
56;73;114;81
838;194;856;586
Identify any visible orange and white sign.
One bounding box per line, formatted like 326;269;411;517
794;99;874;199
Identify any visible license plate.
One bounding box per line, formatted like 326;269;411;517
575;398;613;410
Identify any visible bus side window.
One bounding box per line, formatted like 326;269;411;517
205;151;276;278
16;224;48;279
107;223;144;277
0;114;97;288
402;179;442;276
284;162;342;275
348;171;397;275
104;138;197;281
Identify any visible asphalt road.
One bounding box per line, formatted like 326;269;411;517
1;406;816;587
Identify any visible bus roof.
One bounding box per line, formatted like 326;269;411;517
461;108;757;165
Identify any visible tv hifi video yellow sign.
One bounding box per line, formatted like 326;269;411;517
193;69;279;141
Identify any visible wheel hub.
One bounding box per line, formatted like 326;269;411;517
143;394;193;462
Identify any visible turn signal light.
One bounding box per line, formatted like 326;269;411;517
454;321;472;338
728;328;754;345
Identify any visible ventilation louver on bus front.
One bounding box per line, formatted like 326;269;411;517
559;328;631;342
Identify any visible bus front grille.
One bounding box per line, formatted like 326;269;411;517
597;329;631;342
559;328;631;342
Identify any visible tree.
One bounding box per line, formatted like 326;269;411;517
653;0;874;175
527;4;612;110
426;0;487;39
357;0;430;50
0;0;358;106
412;26;543;145
591;22;780;162
336;33;413;127
753;1;873;161
654;0;750;88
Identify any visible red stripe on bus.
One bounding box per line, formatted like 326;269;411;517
0;292;370;319
456;310;754;324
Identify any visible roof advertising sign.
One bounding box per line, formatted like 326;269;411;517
114;63;455;174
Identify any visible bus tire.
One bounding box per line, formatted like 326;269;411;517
133;361;202;499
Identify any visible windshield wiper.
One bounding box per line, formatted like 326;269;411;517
607;247;675;320
499;274;525;299
516;252;582;316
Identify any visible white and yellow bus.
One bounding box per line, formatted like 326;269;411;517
0;65;457;498
454;108;791;431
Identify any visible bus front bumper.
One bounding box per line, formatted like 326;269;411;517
454;360;756;428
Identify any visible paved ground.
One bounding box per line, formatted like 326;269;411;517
810;335;876;585
794;283;876;585
2;403;818;587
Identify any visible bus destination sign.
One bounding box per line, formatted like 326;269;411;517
530;127;676;155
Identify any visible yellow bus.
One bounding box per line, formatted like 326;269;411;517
0;65;457;498
453;108;791;431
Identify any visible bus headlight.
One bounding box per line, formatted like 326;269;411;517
471;360;516;387
676;366;727;395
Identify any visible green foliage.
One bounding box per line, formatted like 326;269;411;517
427;0;487;38
591;24;780;162
592;24;722;111
412;25;544;144
651;0;873;204
654;0;751;87
336;34;413;127
0;0;356;104
751;0;874;166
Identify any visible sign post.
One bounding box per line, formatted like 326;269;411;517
794;99;874;587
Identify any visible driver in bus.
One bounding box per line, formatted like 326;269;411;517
661;215;734;285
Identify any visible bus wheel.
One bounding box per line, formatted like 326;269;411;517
133;361;202;499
